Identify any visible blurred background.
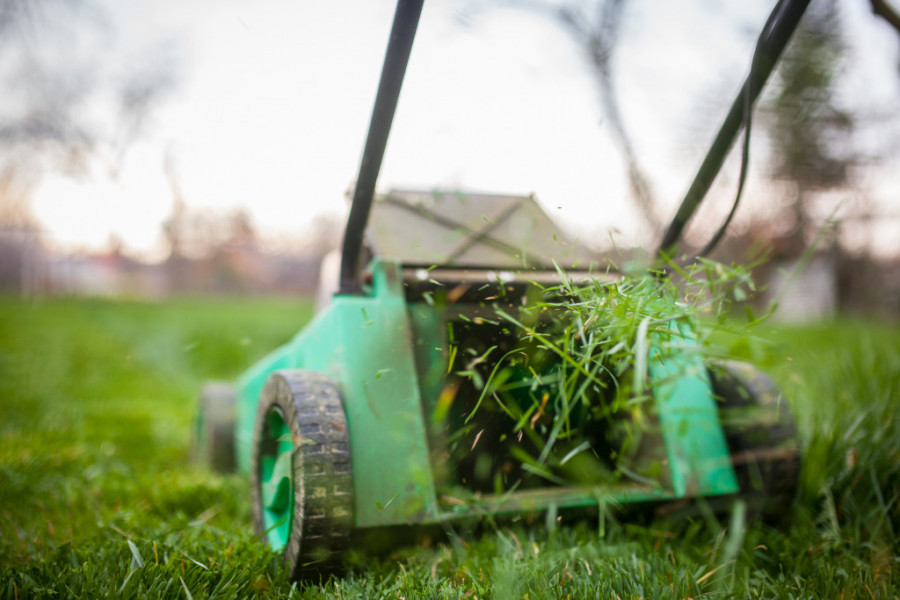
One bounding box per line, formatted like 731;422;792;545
1;0;898;318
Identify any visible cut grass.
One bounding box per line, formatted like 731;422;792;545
1;296;899;598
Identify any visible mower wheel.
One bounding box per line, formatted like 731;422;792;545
193;382;237;472
709;361;801;520
251;370;353;580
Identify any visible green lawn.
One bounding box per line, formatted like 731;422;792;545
1;297;898;598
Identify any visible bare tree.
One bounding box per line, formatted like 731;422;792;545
0;0;179;293
554;0;661;231
0;0;178;222
459;0;662;231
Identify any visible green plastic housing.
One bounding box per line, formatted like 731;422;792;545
234;259;738;528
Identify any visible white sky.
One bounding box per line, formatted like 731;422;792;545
28;0;900;260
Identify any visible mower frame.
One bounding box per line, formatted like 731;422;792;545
193;0;809;575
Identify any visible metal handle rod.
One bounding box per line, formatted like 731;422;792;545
656;0;811;257
339;0;425;294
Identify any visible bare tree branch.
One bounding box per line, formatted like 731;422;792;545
458;0;661;231
0;0;178;195
870;0;900;37
556;0;661;230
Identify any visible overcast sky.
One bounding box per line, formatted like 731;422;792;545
25;0;900;259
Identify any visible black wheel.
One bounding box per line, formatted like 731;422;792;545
251;370;353;580
709;361;801;520
193;382;237;472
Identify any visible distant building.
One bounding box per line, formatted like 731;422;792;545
763;254;838;322
0;225;48;295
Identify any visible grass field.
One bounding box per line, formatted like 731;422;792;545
1;296;899;598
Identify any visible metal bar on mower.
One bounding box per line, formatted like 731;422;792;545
339;0;425;294
444;196;522;263
380;195;527;258
656;0;811;258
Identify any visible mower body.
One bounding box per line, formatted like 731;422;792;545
192;0;809;574
230;191;739;530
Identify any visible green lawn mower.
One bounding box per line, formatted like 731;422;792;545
194;0;807;580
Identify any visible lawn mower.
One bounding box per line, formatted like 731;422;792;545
193;0;806;579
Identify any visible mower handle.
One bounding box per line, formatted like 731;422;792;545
656;0;811;258
339;0;424;295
